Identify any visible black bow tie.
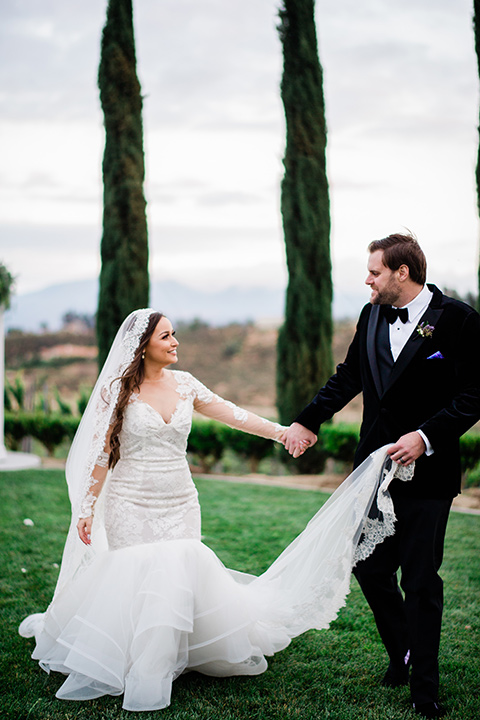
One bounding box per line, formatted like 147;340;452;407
382;306;409;324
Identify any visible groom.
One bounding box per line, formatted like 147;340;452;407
284;233;480;718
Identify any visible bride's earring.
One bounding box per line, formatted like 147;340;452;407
141;351;145;360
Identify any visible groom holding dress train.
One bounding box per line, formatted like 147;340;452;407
284;233;480;718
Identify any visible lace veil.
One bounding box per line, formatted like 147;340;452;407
53;308;156;598
250;446;414;638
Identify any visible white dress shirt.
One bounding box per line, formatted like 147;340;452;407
389;284;433;361
389;284;434;454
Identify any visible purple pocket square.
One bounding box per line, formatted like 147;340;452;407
427;351;444;360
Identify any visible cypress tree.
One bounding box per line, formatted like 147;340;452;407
97;0;149;366
474;0;480;311
276;0;333;469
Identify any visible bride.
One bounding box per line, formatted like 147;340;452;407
19;309;411;711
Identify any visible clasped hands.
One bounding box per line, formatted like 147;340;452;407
282;422;318;458
282;425;426;465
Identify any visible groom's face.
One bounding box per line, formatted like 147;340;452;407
366;250;402;306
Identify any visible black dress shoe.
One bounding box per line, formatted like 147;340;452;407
413;701;446;718
381;665;409;688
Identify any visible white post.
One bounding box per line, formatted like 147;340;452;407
0;305;7;460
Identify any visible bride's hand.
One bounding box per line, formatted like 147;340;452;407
284;423;317;458
77;516;93;545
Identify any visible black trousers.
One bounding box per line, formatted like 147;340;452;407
353;493;452;705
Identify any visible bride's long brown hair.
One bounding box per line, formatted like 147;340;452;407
108;312;163;469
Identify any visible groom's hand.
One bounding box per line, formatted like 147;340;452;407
284;422;317;458
388;431;426;466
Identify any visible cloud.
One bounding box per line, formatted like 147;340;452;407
0;1;103;121
197;191;264;207
317;0;477;145
19;173;58;189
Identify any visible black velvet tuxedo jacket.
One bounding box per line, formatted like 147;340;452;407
295;285;480;499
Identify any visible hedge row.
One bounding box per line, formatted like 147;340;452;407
4;412;360;467
186;420;277;472
5;412;79;455
4;412;480;475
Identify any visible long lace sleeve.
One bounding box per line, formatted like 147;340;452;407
77;385;114;519
78;444;110;518
180;372;286;442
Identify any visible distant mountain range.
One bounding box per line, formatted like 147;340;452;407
5;279;362;332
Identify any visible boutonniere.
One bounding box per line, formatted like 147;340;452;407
416;322;435;339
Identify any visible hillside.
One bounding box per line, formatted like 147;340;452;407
5;320;361;422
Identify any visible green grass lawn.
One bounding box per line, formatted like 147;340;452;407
1;469;479;720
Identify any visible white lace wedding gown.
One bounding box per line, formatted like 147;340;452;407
19;371;407;712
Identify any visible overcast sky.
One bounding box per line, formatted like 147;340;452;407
1;0;479;313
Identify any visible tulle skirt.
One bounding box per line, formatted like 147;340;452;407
21;540;290;711
19;447;404;711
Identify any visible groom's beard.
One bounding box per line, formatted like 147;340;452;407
370;276;402;306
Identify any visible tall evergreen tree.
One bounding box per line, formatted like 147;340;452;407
474;0;480;310
276;0;333;468
97;0;149;366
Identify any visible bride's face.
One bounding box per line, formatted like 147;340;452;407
144;316;179;366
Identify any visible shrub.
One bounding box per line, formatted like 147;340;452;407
54;388;73;416
459;433;480;472
4;412;27;451
464;462;480;488
31;414;79;455
77;386;92;415
5;375;25;410
321;424;359;464
4;412;80;456
217;424;275;472
187;420;224;472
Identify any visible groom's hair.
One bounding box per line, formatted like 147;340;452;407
368;232;427;285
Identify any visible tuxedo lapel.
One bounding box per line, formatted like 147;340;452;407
366;305;383;398
383;298;444;393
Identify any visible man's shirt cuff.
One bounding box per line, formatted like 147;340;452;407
417;429;433;456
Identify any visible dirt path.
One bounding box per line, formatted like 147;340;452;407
195;471;480;515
